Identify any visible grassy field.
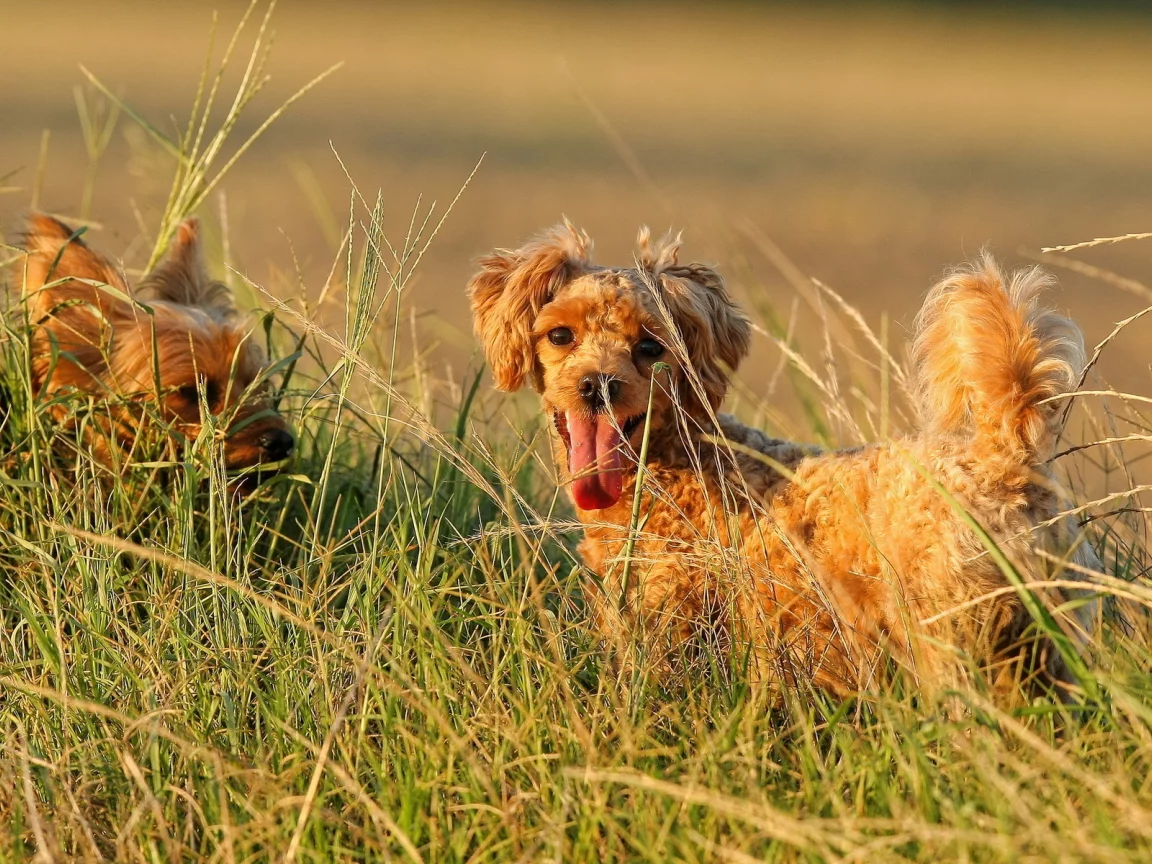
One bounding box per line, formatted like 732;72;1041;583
3;2;1152;861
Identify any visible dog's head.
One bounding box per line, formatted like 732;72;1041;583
467;221;750;510
21;215;294;474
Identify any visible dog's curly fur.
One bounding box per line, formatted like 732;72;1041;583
19;214;294;477
468;222;1099;697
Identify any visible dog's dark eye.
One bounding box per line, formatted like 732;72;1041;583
636;338;665;359
176;381;220;408
548;327;575;347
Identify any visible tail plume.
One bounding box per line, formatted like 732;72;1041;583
911;253;1084;462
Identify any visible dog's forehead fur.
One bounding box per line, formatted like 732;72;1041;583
107;303;263;392
535;269;664;339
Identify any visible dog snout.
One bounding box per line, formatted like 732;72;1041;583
578;373;621;411
259;428;294;461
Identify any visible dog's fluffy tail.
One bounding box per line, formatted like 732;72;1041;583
911;253;1085;463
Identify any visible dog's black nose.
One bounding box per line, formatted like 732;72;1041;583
259;428;294;461
578;374;620;410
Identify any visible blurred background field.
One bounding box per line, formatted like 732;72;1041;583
4;0;1152;407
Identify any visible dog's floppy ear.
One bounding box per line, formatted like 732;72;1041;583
639;228;751;413
22;214;129;318
467;220;592;391
21;214;136;391
137;218;236;317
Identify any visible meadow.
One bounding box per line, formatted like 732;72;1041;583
3;2;1152;861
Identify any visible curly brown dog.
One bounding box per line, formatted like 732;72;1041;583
468;222;1098;698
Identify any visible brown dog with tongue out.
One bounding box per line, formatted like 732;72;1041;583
467;221;1097;698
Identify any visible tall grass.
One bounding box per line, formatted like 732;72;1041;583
4;6;1152;862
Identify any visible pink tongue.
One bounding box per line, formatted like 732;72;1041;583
566;411;624;511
